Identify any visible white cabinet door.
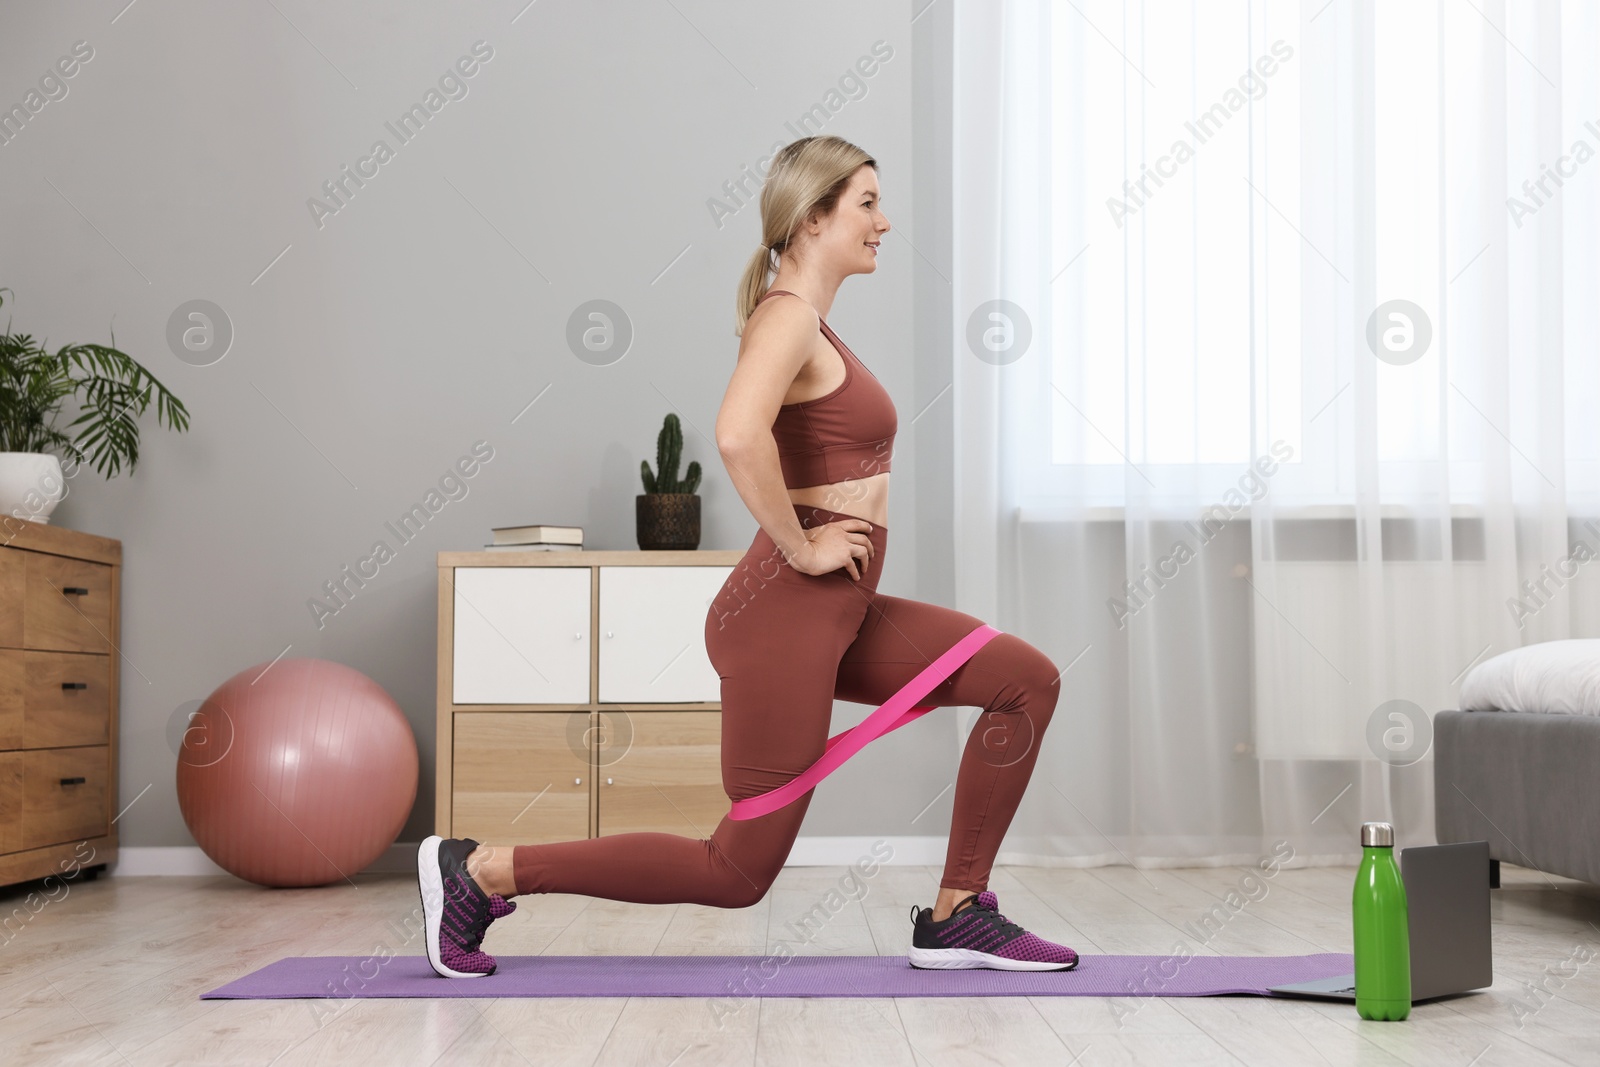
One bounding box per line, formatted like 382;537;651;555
452;567;591;704
598;566;731;702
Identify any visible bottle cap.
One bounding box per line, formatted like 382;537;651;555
1361;821;1395;847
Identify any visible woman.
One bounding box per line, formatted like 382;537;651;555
418;135;1075;977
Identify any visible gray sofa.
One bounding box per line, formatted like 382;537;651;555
1434;710;1600;886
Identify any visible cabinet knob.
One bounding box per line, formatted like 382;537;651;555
574;777;582;786
574;632;582;640
61;682;88;690
606;777;613;785
605;630;614;639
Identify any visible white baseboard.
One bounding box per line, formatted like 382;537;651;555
111;847;229;876
108;839;952;878
111;844;421;878
110;838;1353;878
782;836;949;865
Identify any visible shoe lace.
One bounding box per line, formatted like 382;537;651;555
968;899;1025;939
465;896;517;950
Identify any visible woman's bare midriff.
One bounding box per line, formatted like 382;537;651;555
787;471;890;528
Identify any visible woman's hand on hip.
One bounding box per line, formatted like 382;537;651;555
788;520;875;580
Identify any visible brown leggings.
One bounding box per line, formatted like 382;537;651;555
511;503;1061;906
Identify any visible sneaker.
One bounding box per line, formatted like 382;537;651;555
418;835;516;978
908;890;1078;971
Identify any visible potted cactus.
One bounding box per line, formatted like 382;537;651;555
637;412;701;550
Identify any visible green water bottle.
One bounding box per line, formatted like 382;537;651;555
1352;820;1410;1021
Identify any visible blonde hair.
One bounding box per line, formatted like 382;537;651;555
734;135;877;336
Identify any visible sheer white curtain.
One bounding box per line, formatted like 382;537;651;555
953;0;1600;867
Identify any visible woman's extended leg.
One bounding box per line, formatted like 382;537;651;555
450;513;879;908
419;503;893;977
833;593;1061;909
501;641;842;907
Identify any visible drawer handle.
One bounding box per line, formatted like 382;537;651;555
62;587;89;596
59;776;87;786
61;682;88;690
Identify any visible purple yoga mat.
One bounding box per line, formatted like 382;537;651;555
200;952;1353;1000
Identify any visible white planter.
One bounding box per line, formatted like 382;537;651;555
0;453;68;525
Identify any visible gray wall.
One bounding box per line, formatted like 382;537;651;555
0;1;964;851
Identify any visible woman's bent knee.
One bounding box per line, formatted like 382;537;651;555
705;863;770;909
723;881;768;909
992;634;1061;703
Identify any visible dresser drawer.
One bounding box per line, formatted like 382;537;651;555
21;746;108;850
598;566;730;702
596;711;725;836
0;550;22;648
0;651;110;750
0;753;20;854
452;713;590;844
23;553;113;654
451;567;591;704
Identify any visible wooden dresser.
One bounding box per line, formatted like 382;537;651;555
436;549;741;843
0;522;120;888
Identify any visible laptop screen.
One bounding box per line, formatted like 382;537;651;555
1401;840;1493;1000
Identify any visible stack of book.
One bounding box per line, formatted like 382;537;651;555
483;523;583;552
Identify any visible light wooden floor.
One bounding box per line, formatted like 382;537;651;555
1;860;1597;1066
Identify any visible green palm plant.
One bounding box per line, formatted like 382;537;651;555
0;288;190;478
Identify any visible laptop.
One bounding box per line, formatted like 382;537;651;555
1270;840;1493;1001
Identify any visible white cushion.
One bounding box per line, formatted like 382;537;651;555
1460;639;1600;715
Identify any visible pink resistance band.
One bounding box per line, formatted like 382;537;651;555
727;623;1003;821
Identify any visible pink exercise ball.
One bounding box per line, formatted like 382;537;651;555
176;658;418;888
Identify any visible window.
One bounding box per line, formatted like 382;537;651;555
1021;1;1600;511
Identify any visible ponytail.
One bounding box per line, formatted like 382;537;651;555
733;136;876;336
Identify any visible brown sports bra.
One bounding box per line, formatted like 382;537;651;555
756;289;897;489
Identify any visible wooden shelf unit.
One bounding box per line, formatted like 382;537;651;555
436;549;742;843
0;521;121;889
